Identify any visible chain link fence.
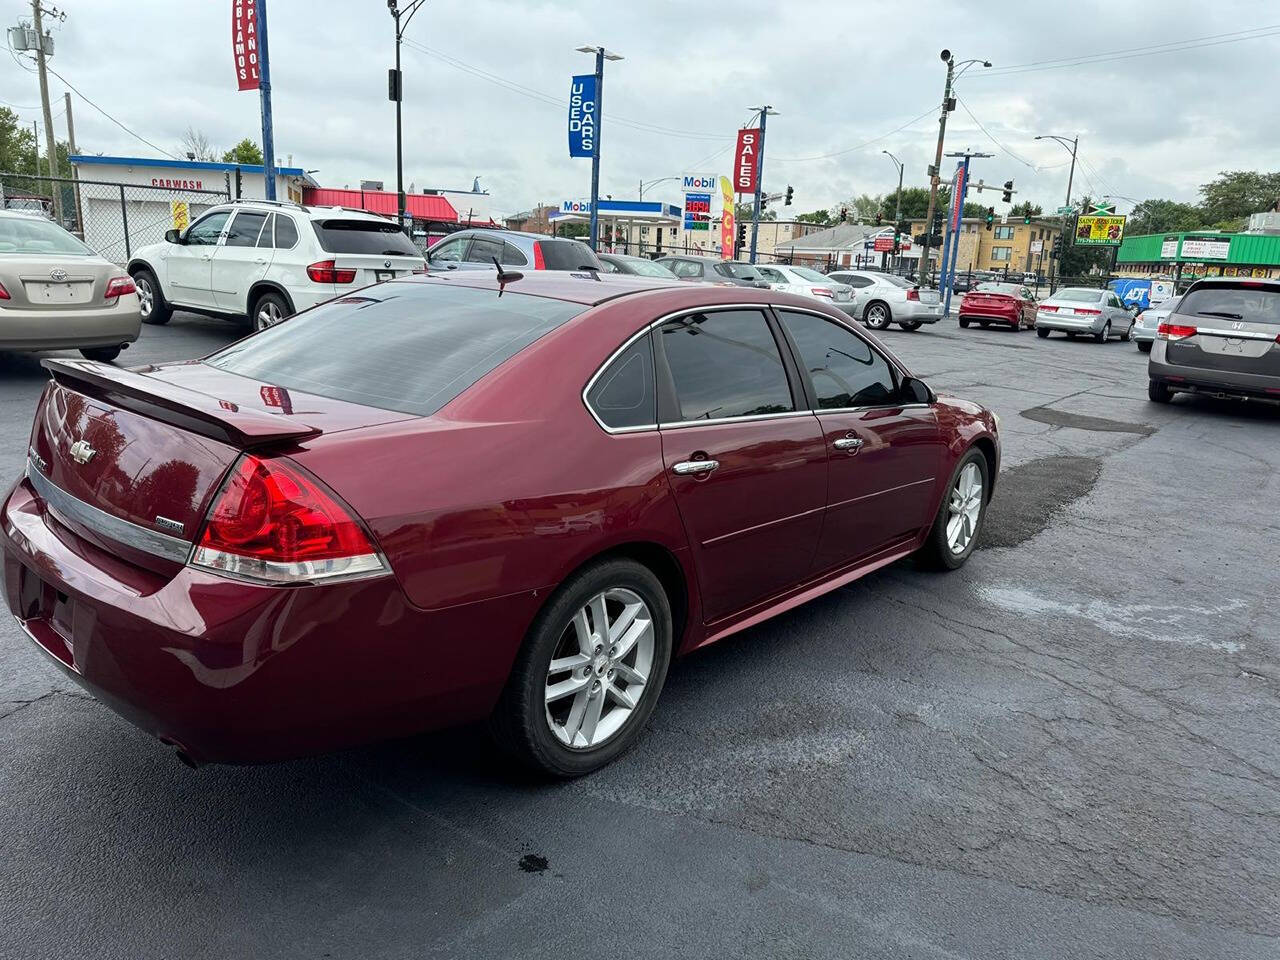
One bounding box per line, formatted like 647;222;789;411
1;172;231;264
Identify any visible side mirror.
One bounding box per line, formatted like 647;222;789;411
164;228;183;244
900;376;933;405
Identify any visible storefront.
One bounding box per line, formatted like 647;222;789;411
1115;230;1280;288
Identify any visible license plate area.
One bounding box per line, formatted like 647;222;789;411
374;270;394;282
16;565;75;666
24;280;90;304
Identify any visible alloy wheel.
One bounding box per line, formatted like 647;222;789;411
136;276;153;318
946;462;983;555
256;299;284;330
544;587;654;750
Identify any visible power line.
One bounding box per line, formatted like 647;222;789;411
770;105;937;162
952;96;1036;169
41;62;178;159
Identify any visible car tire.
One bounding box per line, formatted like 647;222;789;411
898;320;922;331
1036;327;1050;339
79;346;121;362
489;558;673;778
1121;323;1133;342
958;317;970;328
252;290;292;332
864;301;892;330
1148;379;1172;404
1094;322;1110;343
1137;341;1152;353
917;447;989;571
132;268;171;325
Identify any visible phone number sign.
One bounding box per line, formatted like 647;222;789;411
1074;214;1127;246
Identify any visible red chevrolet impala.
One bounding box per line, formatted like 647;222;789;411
3;273;999;776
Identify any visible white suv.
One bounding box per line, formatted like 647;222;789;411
127;200;426;331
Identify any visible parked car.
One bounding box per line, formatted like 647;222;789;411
426;228;601;274
958;282;1038;331
4;272;999;775
755;263;853;307
828;269;943;331
1034;287;1136;342
128;200;426;332
656;255;770;287
0;210;140;361
1148;277;1280;405
1132;295;1182;353
598;253;678;278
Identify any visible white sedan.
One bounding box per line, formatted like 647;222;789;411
827;270;944;331
756;264;853;308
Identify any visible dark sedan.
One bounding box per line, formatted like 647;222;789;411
4;273;999;776
598;253;678;278
655;255;771;287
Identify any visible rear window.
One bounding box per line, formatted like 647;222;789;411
1055;288;1104;303
0;215;92;255
205;284;585;416
538;239;600;270
789;266;829;283
311;219;420;256
976;282;1021;295
880;274;915;289
1175;284;1280;325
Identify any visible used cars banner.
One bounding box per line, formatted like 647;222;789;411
568;74;597;158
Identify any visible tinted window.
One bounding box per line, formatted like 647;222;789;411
659;310;794;422
466;234;504;264
756;267;785;283
502;242;528;266
225;211;268;247
1176;284;1280;325
206;285;584;416
843;275;874;289
186;211;229;246
274;214;299;249
880;274;915;289
780;311;899;409
620;257;676;278
538;239;599;270
724;263;762;280
429;236;467;262
789;266;829;283
586;334;655;429
312;219;419;255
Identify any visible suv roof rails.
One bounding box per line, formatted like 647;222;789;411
230;198;310;212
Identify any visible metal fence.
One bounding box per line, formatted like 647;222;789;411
0;172;232;264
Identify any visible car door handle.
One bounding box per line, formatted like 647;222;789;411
672;459;719;476
833;437;864;451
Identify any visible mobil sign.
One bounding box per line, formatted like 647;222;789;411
682;174;717;192
561;199;592;213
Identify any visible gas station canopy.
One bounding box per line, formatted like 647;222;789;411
549;199;682;226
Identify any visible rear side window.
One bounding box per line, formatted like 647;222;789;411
586;334;655;429
658;310;794;422
311;219;419;256
1176;284;1280;325
502;242;528;266
538;239;599;270
780;310;899;409
274;215;299;249
669;260;700;279
226;211;267;247
206;285;585;416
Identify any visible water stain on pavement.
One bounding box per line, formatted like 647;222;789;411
518;854;549;873
979;455;1101;549
1019;406;1156;435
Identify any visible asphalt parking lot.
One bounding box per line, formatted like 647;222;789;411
2;310;1278;959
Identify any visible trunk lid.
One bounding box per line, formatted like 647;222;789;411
3;257;122;311
1165;282;1280;374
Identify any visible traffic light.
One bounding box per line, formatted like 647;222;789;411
1051;235;1063;258
839;207;848;223
984;206;995;230
1002;180;1014;203
737;221;747;248
784;185;794;206
875;213;883;226
1023;213;1032;224
761;195;769;211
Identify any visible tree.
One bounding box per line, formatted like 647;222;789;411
1010;201;1043;218
1126;198;1203;236
1198;170;1280;228
836;193;884;221
222;138;264;165
794;209;832;226
177;126;218;162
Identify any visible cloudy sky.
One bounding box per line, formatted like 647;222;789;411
3;0;1275;218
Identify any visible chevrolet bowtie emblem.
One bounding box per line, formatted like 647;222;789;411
69;439;97;465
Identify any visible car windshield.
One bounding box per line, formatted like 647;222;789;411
1054;288;1104;303
880;274;915;289
620;257;677;278
0;215;93;256
206;284;585;416
311;219;422;256
976;282;1022;295
789;266;829;283
1175;284;1280;325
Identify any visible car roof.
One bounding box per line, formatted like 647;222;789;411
1185;276;1280;289
449;228;588;242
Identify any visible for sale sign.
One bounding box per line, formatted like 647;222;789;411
232;0;260;91
734;129;759;194
1074;214;1126;246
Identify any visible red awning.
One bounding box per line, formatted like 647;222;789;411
302;187;457;222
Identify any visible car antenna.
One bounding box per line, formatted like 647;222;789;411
491;257;524;296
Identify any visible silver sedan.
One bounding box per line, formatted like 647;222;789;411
1034;287;1136;342
1132;295;1182;353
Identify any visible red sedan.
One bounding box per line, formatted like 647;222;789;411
3;273;999;776
958;281;1038;330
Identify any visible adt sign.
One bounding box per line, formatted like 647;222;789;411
568;74;597;158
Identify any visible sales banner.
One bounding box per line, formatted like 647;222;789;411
232;0;260;91
719;175;735;259
733;128;759;194
568;74;597;158
1074;214;1127;246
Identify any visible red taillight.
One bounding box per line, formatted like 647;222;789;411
104;276;135;300
1158;322;1198;341
411;266;428;275
1038;304;1058;312
906;288;920;301
306;260;357;284
1074;308;1101;316
0;281;8;300
193;454;385;583
532;242;546;270
813;287;834;298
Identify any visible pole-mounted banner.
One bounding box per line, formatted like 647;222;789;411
568;74;597;158
733;128;758;194
719;175;735;259
232;0;260;91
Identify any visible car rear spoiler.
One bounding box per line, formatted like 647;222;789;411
42;359;321;448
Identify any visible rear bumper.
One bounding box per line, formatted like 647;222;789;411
1035;311;1106;334
1148;342;1280;400
898;300;943;323
1133;324;1159;343
961;307;1019;324
2;476;541;764
0;296;141;350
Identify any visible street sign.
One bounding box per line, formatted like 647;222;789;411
1000;213;1008;225
1030;239;1043;254
873;235;894;252
1055;205;1076;215
1074;214;1126;246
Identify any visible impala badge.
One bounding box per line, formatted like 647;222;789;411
154;515;185;535
69;439;96;465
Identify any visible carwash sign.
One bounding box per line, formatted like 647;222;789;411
568;74;597;158
231;0;260;91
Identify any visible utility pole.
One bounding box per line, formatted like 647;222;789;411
64;90;82;236
257;0;276;200
940;150;992;316
30;1;63;222
919;53;954;288
747;105;777;264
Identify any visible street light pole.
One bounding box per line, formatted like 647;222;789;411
389;0;426;232
576;46;623;251
882;150;903;271
1036;133;1079;294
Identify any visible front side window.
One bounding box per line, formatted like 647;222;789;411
466;235;504;264
225;211;268;247
780;310;899;410
659;310;794;423
429;236;468;262
586;334;655;429
186;211;230;246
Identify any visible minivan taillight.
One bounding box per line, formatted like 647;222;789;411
1158;322;1198;341
306;260;357;284
532;242;546;270
906;287;920;301
104;276;135;300
193;454;386;583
